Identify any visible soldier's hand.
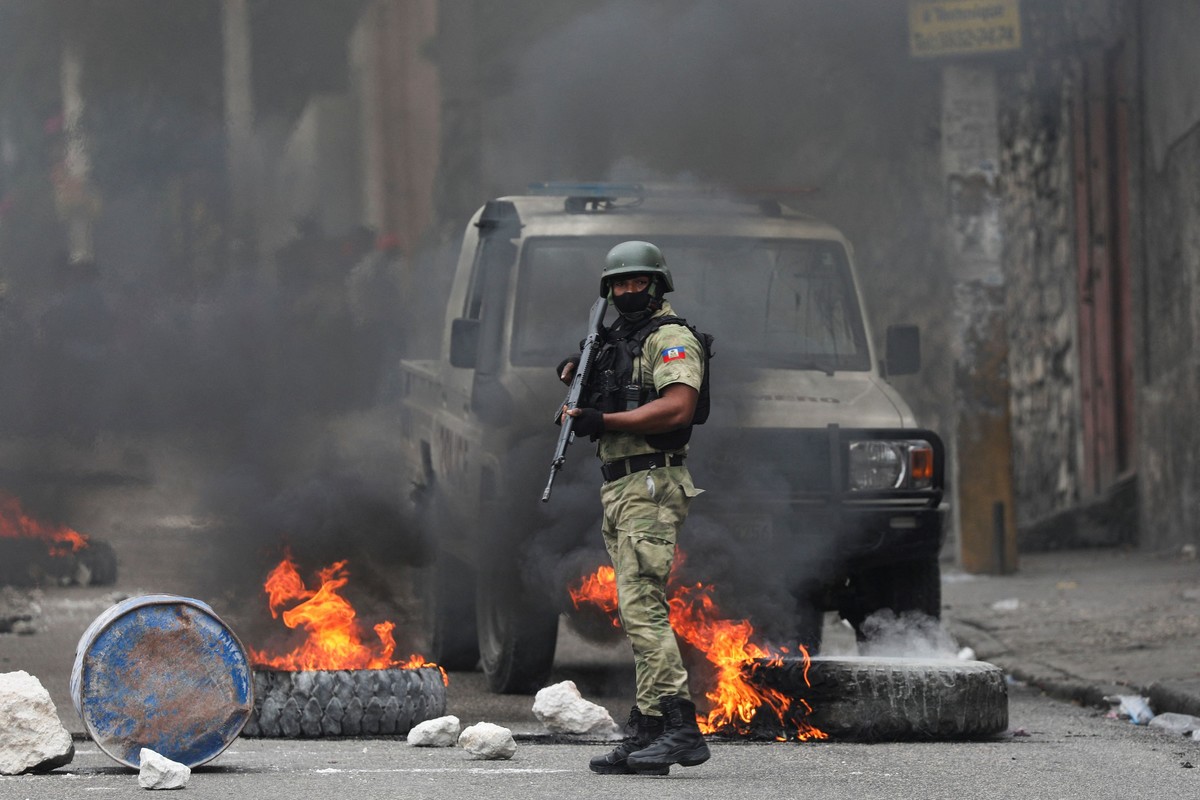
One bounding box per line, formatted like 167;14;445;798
556;355;580;385
566;407;605;437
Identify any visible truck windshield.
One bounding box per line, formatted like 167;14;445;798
512;236;871;370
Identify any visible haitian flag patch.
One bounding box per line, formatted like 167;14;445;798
661;346;686;363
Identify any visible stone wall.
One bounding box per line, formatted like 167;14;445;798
995;0;1135;541
997;57;1081;529
1139;44;1200;553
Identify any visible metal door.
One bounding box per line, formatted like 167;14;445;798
1072;47;1134;497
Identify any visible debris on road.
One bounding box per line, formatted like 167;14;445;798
532;681;620;737
407;715;461;747
459;722;516;760
0;587;41;635
1147;712;1200;736
138;748;190;790
751;656;1008;741
0;670;74;775
1104;694;1154;725
990;598;1020;612
246;666;446;737
72;595;252;767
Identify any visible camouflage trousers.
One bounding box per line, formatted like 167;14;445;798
600;464;703;716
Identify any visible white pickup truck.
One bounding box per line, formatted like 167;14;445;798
398;184;947;693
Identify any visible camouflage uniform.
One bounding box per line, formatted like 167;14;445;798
597;301;704;715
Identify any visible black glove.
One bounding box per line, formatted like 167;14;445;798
569;407;606;438
556;355;581;384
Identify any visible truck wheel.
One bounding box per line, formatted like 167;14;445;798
476;564;559;694
422;552;479;671
747;655;1008;741
842;557;942;640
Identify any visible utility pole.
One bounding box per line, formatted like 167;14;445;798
941;63;1019;574
58;39;96;266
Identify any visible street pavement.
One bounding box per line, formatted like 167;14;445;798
940;546;1200;718
4;504;1200;771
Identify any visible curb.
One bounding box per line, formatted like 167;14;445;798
948;619;1200;720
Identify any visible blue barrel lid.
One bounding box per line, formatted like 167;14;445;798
71;594;253;768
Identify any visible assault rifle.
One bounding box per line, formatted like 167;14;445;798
542;296;607;502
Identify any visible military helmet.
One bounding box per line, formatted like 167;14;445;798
599;240;674;296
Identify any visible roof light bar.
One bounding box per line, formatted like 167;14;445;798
527;181;818;199
527;182;646;198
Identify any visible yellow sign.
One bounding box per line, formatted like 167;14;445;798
909;0;1022;58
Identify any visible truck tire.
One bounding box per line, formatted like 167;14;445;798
476;563;559;694
841;557;942;641
747;656;1008;741
422;552;479;671
242;666;447;738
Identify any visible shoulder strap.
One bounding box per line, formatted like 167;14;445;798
628;315;686;356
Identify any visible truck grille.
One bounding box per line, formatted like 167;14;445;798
692;429;834;497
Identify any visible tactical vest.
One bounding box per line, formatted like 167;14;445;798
585;314;713;450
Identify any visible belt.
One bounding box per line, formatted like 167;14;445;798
601;452;685;482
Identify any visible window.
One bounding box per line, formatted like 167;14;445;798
511;236;870;370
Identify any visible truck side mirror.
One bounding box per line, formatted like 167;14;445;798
884;324;920;376
450;318;480;368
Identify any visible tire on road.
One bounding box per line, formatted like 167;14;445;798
242;667;447;738
747;655;1008;741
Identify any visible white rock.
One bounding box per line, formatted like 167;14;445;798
1148;712;1200;736
990;598;1020;612
138;748;190;789
0;670;74;775
407;715;461;747
458;722;516;760
532;680;621;737
957;646;977;661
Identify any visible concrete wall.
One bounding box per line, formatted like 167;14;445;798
998;55;1081;529
1138;1;1200;553
994;0;1135;541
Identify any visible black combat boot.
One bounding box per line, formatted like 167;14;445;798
589;706;669;775
625;695;711;772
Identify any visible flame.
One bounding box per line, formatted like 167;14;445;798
568;565;620;626
0;491;90;557
249;553;448;685
669;582;826;741
568;561;826;741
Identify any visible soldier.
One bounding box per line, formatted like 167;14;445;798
559;240;710;775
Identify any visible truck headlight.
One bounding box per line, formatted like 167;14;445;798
847;440;935;491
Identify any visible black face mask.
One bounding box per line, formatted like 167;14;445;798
613;286;653;318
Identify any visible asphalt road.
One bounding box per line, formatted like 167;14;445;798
3;460;1200;797
3;682;1199;799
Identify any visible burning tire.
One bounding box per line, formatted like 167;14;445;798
747;656;1008;741
242;667;447;738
